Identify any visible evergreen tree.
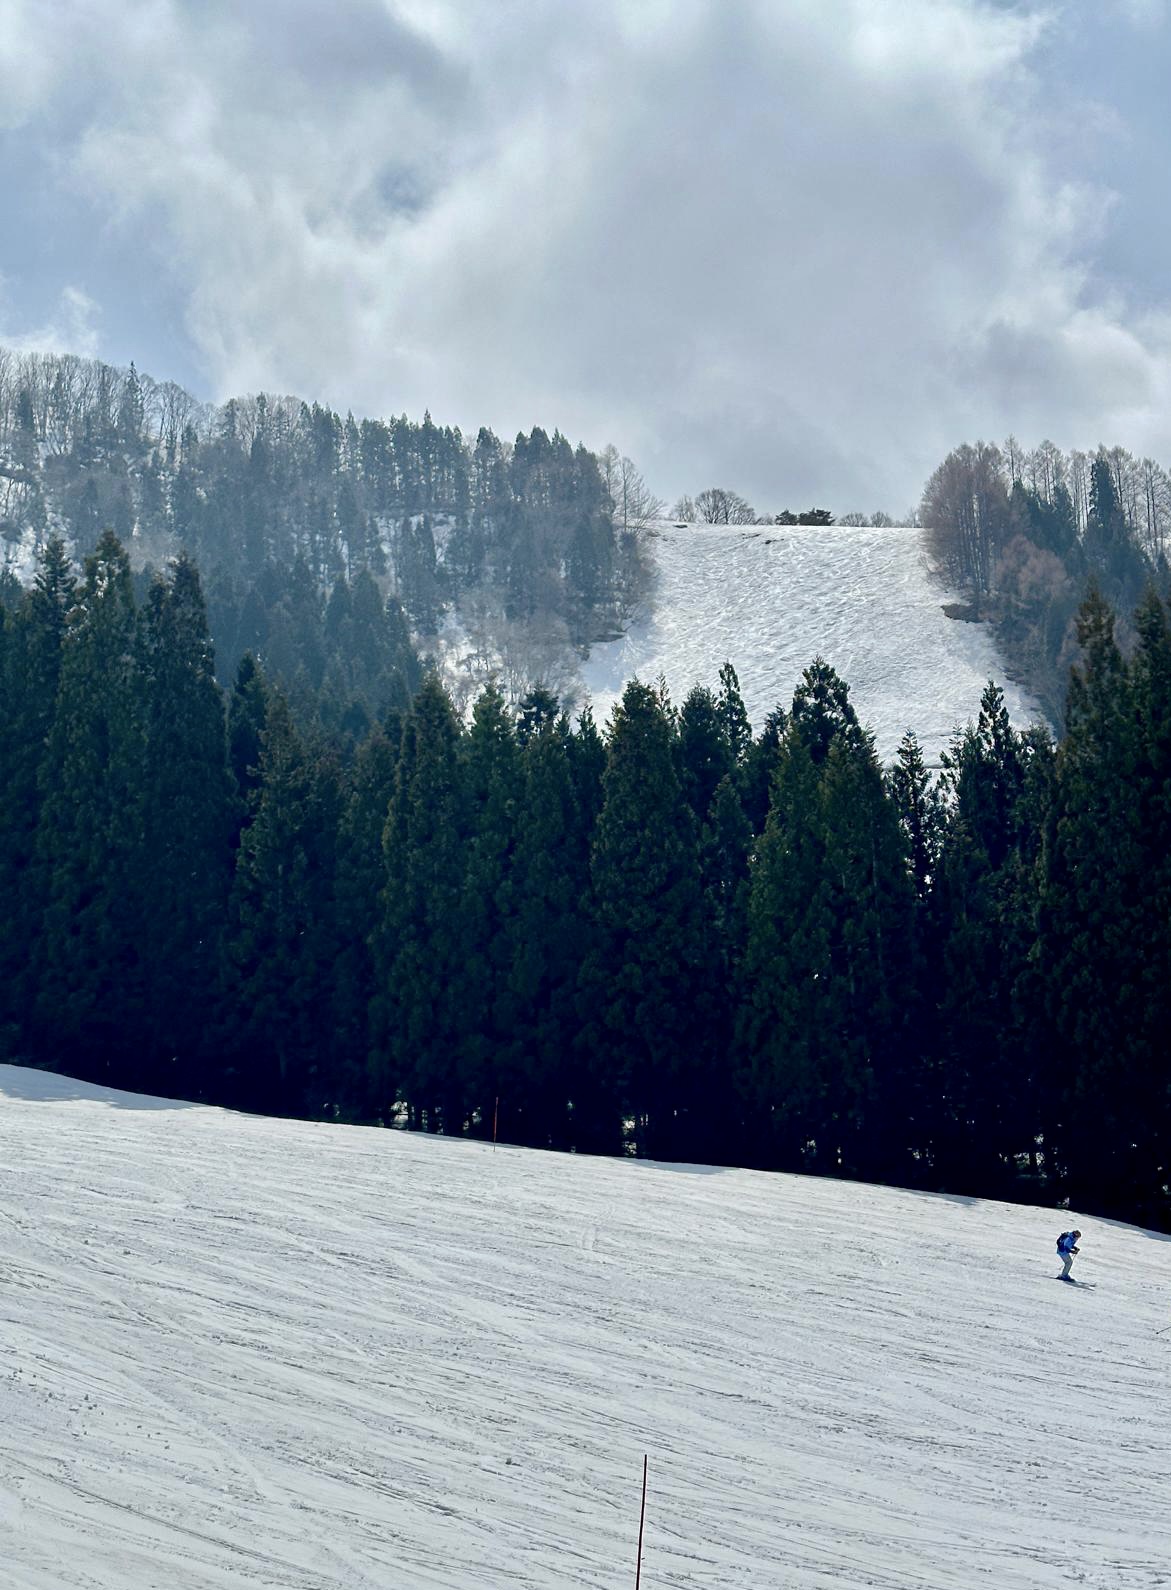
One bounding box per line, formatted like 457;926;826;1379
791;656;861;766
580;680;709;1160
677;684;734;823
1039;589;1160;1217
505;711;590;1146
568;704;607;838
741;707;787;835
33;532;145;1080
227;652;271;826
373;673;466;1129
736;726;828;1168
716;661;753;766
817;730;915;1178
887;732;944;905
516;685;561;747
698;771;752;1157
0;538;76;1048
738;663;912;1177
454;684;521;1136
932;685;1038;1190
223;693;342;1114
333;726;399;1117
137;555;237;1096
886;730;948;1173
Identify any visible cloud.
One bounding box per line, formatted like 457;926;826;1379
1109;0;1167;27
3;0;1171;512
0;281;102;359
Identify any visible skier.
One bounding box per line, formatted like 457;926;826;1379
1056;1229;1081;1281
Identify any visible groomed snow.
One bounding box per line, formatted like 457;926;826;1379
2;1064;1168;1589
581;523;1044;764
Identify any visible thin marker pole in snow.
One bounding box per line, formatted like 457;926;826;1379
493;1096;499;1151
635;1453;648;1589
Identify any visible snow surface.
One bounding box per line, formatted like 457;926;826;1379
2;1063;1169;1590
581;523;1044;764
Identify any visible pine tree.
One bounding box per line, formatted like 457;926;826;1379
887;732;944;905
736;725;828;1168
505;711;590;1147
677;684;734;823
1040;588;1159;1218
932;685;1037;1190
817;730;915;1178
716;661;753;767
118;362;145;446
455;684;521;1136
698;771;752;1158
223;693;342;1115
741;707;787;834
568;703;606;837
227;652;271;825
516;685;561;747
886;730;947;1173
580;680;709;1160
333;726;398;1118
136;555;237;1096
34;532;145;1080
0;538;76;1048
738;662;913;1178
1128;591;1171;1219
791;656;861;767
373;673;466;1130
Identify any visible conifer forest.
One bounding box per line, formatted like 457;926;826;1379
1;353;1169;1235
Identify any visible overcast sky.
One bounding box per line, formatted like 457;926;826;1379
1;0;1169;513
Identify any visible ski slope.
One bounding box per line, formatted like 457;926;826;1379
581;523;1043;763
2;1064;1168;1590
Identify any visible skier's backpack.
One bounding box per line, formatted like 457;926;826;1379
1057;1231;1073;1253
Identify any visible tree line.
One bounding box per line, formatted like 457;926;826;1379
0;348;652;692
3;532;1168;1231
921;437;1169;720
671;489;893;528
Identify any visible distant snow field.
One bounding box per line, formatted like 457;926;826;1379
3;1064;1169;1589
582;523;1043;763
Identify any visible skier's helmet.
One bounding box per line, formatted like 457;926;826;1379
1073;1230;1081;1238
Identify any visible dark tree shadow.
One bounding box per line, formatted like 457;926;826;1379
0;1064;202;1112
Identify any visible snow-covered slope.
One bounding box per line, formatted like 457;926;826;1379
2;1064;1167;1590
581;524;1043;763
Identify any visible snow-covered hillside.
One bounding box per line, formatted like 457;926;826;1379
581;523;1043;763
2;1064;1168;1590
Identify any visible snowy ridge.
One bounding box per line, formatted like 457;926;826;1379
581;523;1043;763
2;1064;1169;1589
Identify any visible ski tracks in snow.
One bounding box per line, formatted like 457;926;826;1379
2;1067;1170;1589
581;523;1043;763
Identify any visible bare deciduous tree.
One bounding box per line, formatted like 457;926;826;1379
601;443;663;533
694;486;755;525
920;441;1008;595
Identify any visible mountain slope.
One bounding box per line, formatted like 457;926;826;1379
2;1064;1167;1589
581;523;1044;761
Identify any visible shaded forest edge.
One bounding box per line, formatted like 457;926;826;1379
3;531;1169;1233
921;438;1170;722
0;347;654;723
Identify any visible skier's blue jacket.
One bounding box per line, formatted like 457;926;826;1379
1057;1231;1078;1254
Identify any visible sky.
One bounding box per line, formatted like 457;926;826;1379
1;0;1170;514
